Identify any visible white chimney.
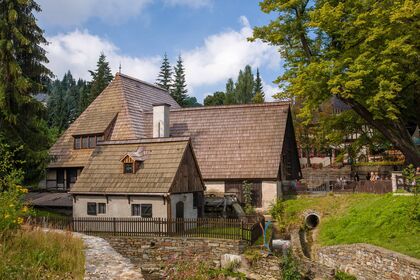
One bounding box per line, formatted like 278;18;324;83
153;103;171;138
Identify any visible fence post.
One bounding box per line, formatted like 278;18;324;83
113;217;116;236
240;220;244;241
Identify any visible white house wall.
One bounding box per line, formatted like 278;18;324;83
170;193;197;219
73;195;167;218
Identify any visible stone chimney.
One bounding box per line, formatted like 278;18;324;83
153;103;171;138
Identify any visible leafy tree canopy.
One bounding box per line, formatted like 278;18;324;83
252;0;420;165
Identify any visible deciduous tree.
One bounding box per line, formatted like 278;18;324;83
252;0;420;165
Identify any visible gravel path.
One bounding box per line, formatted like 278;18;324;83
43;229;143;280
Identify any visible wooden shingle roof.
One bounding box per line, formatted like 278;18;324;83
70;138;197;194
48;73;180;168
144;102;291;180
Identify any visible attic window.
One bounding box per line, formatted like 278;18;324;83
123;163;134;174
74;134;104;149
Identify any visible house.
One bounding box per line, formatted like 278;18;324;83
70;137;205;219
46;73;301;212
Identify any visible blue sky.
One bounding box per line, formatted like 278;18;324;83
37;0;283;102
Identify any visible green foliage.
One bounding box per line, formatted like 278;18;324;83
281;252;301;280
88;53;113;105
0;0;54;183
353;161;404;166
224;78;236;105
171;55;188;106
235;65;255;104
204;91;226;106
252;92;265;104
156;52;173;91
165;260;246;280
252;0;420;165
47;71;88;133
183;96;202;107
335;271;357;280
242;180;255;215
0;142;31;235
253;68;264;98
0;229;85;280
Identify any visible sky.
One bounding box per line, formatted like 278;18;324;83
36;0;283;103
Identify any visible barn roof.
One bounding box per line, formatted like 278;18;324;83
48;73;180;168
144;102;290;180
69;138;198;194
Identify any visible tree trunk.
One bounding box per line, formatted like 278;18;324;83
339;97;420;166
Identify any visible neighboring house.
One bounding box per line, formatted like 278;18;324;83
46;73;301;212
70;137;205;219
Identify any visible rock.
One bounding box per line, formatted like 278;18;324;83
221;254;242;269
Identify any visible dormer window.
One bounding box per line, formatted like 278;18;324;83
120;147;147;174
74;134;104;149
123;163;134;174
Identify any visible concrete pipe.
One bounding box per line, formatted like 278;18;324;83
304;213;320;229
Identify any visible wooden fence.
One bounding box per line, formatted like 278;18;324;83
25;216;264;244
285;180;392;195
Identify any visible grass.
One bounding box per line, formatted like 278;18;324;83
0;229;85;280
271;193;420;258
29;209;67;218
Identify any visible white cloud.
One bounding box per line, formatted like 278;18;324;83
163;0;212;8
262;81;279;101
45;30;161;81
181;16;281;94
44;16;282;101
37;0;152;27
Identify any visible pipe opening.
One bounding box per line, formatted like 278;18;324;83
305;214;320;229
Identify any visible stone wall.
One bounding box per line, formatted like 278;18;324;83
317;244;420;280
105;236;246;266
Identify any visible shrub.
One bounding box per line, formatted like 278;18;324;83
242;180;255;215
281;252;301;280
335;271;357;280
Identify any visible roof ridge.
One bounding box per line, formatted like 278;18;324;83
143;101;290;113
117;72;170;93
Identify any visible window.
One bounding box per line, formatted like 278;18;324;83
87;202;97;215
74;137;81;149
131;204;141;216
98;203;106;214
123;163;134;174
97;135;104;143
89;136;96;148
141;204;152;217
131;204;152;217
82;136;89;149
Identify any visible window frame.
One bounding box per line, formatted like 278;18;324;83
123;163;134;174
88;136;96;148
141;204;153;218
82;136;89;149
97;203;106;214
87;202;97;216
74;137;81;149
131;204;141;216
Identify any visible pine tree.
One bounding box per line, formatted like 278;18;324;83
171;55;188;106
0;0;53;183
88;53;113;104
156;53;172;91
253;68;264;98
224;79;237;105
235;65;254;104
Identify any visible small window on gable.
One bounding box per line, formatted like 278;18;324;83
123;163;134;174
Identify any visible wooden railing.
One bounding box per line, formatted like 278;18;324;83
25;216;265;244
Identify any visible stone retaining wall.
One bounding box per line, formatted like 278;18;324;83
317;244;420;280
104;236;246;266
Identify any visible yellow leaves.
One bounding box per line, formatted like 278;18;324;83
8;9;18;23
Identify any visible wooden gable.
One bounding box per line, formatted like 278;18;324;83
170;143;204;193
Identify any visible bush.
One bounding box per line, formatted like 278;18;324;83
281;252;301;280
243;180;256;215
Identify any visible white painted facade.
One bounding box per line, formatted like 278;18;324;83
73;195;168;218
170;193;197;219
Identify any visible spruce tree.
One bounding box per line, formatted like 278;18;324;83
235;65;254;104
0;0;53;183
88;53;113;104
253;68;264;98
171;55;188;106
156;53;172;91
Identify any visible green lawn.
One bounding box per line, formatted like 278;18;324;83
271;193;420;258
0;229;85;279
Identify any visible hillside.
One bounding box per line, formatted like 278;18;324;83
271;194;420;258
